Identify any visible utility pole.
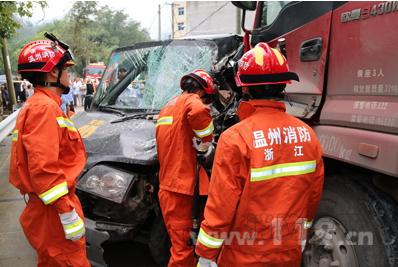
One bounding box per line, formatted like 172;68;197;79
171;4;174;39
1;38;17;106
166;2;180;39
158;5;161;40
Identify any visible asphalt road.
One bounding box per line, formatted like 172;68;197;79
0;107;159;267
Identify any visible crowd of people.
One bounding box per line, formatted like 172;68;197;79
0;78;34;114
1;75;99;117
70;77;99;108
60;76;99;116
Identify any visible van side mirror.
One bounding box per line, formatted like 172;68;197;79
231;1;257;11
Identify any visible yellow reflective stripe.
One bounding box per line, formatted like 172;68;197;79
254;46;264;66
39;181;69;205
12;130;18;141
156;116;173;127
304;220;313;229
198;228;224;249
271;48;285;66
65;218;85;237
56;117;77;132
251;160;316;182
193;121;214;138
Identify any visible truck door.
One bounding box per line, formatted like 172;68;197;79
316;1;398;177
250;1;345;121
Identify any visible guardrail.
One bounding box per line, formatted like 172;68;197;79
0;109;19;143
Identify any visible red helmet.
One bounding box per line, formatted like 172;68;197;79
18;40;74;73
234;42;299;87
180;69;214;95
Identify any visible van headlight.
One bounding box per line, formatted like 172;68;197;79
77;165;137;204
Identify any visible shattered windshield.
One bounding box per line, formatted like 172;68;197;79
92;39;218;111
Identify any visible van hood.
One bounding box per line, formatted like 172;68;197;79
72;110;158;167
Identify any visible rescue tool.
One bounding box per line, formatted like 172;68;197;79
188;141;213;255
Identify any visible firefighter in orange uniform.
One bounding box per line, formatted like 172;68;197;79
195;43;325;267
156;69;215;266
9;33;90;267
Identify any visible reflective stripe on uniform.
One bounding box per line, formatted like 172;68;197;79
39;181;69;205
198;228;224;249
193;121;214;138
304;220;313;229
65;218;85;237
56;117;77;132
12;130;18;141
156;116;173;127
251;160;316;182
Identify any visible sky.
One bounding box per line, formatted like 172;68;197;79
31;0;174;40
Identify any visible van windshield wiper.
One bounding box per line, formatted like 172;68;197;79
98;106;126;116
111;112;159;124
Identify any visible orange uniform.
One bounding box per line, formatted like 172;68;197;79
156;92;214;266
196;100;324;266
9;87;89;267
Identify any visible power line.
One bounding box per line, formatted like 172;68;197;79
185;2;229;36
165;3;172;37
148;11;158;32
148;3;166;32
171;3;180;38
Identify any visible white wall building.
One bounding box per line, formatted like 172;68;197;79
172;1;256;38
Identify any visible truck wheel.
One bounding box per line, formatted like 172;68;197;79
149;215;171;267
302;174;398;267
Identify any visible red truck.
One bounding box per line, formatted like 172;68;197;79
72;2;397;266
233;1;398;266
85;62;106;81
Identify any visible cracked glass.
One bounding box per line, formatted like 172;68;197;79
93;39;218;111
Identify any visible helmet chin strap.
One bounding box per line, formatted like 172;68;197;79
37;66;70;94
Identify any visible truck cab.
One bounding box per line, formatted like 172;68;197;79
85;62;106;81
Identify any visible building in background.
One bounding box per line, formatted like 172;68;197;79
172;1;256;38
172;1;187;38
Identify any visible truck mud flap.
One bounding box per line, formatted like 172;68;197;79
85;218;110;267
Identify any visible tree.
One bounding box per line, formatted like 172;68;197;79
0;1;46;106
1;2;152;77
62;2;151;76
0;1;46;39
95;7;151;47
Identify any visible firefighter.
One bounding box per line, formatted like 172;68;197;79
195;43;325;267
9;34;90;267
156;69;215;266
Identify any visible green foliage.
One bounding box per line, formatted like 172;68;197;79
0;1;47;39
0;1;152;77
95;7;151;47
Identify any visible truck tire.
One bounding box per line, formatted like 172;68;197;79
149;215;171;267
302;174;398;267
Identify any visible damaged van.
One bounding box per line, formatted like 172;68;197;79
72;35;243;267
